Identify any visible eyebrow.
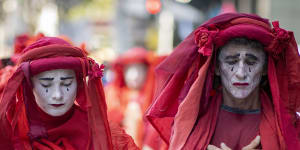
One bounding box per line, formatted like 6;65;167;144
245;54;258;61
39;77;54;81
225;54;240;60
60;76;74;80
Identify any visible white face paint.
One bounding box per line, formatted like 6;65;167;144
124;63;147;90
217;44;266;99
31;69;77;117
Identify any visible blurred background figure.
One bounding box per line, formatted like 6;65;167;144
105;47;166;148
0;0;299;149
0;33;44;96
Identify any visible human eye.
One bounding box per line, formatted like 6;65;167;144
245;59;257;65
38;78;54;88
41;83;51;88
62;83;72;87
225;59;238;65
61;80;72;87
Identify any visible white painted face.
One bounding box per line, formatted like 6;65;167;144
124;63;147;90
217;44;266;99
31;69;77;117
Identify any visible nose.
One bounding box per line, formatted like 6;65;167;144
235;61;247;80
52;86;63;101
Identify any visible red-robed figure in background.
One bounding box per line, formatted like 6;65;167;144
0;33;45;96
0;37;139;150
146;13;300;150
105;47;166;149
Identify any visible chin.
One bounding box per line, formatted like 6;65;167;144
231;92;251;100
48;110;67;117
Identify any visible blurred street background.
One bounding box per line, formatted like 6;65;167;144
0;0;299;62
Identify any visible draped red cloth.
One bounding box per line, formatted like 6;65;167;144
31;106;89;150
146;13;300;149
182;90;285;150
210;107;260;149
0;37;139;150
0;66;16;96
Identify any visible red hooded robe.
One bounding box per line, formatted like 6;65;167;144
105;47;166;148
0;37;139;150
146;13;300;150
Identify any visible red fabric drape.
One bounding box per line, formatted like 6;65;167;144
181;90;285;150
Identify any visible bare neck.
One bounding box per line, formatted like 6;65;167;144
222;87;261;110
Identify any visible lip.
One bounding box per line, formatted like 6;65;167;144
233;82;249;86
50;104;64;107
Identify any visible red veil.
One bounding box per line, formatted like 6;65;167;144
0;37;115;150
146;13;300;149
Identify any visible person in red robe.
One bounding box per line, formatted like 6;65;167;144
105;47;166;148
146;13;300;150
0;37;139;150
0;33;44;97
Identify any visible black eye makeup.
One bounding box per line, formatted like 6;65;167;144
39;77;54;88
224;54;240;65
225;59;238;65
245;59;257;65
61;81;72;87
61;77;74;87
245;53;259;65
41;83;51;88
38;76;74;87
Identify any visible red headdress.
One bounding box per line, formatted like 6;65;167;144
0;37;113;150
146;13;300;149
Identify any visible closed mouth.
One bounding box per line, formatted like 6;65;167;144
233;82;249;86
50;104;64;107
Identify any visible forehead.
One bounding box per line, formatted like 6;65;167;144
35;69;75;78
219;44;265;58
